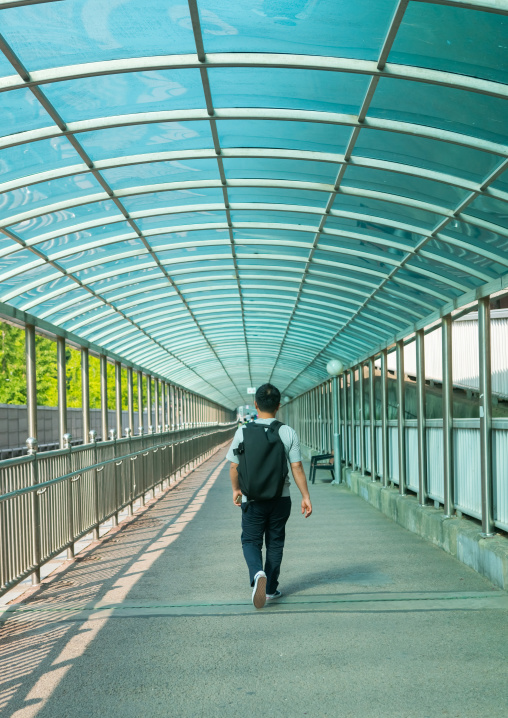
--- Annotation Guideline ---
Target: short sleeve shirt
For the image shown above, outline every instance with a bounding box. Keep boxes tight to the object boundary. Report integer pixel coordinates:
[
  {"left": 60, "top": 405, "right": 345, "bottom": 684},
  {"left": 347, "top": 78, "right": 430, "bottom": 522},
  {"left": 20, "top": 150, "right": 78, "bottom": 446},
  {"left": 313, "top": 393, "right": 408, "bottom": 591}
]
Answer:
[{"left": 226, "top": 418, "right": 302, "bottom": 498}]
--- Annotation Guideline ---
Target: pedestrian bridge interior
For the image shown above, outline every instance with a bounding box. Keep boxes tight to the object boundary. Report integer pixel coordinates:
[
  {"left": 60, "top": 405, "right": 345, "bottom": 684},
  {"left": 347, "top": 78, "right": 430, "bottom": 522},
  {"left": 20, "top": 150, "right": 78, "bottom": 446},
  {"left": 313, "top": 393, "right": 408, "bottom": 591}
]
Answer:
[{"left": 1, "top": 2, "right": 508, "bottom": 716}]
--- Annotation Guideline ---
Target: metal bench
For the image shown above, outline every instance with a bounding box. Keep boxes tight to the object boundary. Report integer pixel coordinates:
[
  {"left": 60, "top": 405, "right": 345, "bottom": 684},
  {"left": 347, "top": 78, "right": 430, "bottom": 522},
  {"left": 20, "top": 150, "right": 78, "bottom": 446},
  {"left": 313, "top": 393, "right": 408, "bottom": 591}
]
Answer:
[{"left": 309, "top": 452, "right": 335, "bottom": 484}]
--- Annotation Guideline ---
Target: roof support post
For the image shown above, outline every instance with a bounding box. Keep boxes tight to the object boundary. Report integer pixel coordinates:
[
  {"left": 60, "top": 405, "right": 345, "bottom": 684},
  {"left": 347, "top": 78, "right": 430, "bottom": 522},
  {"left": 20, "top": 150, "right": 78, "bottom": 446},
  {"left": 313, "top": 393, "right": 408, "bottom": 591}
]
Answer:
[
  {"left": 25, "top": 323, "right": 37, "bottom": 443},
  {"left": 479, "top": 296, "right": 495, "bottom": 537},
  {"left": 369, "top": 357, "right": 377, "bottom": 481},
  {"left": 342, "top": 373, "right": 349, "bottom": 466},
  {"left": 154, "top": 377, "right": 160, "bottom": 432},
  {"left": 161, "top": 381, "right": 167, "bottom": 431},
  {"left": 381, "top": 349, "right": 389, "bottom": 488},
  {"left": 442, "top": 314, "right": 454, "bottom": 517},
  {"left": 147, "top": 375, "right": 153, "bottom": 433},
  {"left": 359, "top": 363, "right": 366, "bottom": 475},
  {"left": 100, "top": 354, "right": 108, "bottom": 442},
  {"left": 331, "top": 375, "right": 342, "bottom": 484},
  {"left": 127, "top": 366, "right": 134, "bottom": 436},
  {"left": 137, "top": 370, "right": 144, "bottom": 435},
  {"left": 349, "top": 368, "right": 356, "bottom": 470},
  {"left": 416, "top": 329, "right": 428, "bottom": 506},
  {"left": 115, "top": 360, "right": 122, "bottom": 438},
  {"left": 170, "top": 385, "right": 175, "bottom": 430},
  {"left": 81, "top": 347, "right": 90, "bottom": 444},
  {"left": 396, "top": 340, "right": 406, "bottom": 495},
  {"left": 57, "top": 336, "right": 67, "bottom": 449}
]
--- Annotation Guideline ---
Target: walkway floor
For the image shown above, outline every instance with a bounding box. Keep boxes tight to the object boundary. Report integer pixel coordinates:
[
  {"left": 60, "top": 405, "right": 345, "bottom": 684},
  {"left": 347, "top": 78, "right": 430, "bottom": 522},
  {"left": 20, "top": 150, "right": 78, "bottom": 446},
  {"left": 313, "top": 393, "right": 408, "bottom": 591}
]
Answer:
[{"left": 1, "top": 448, "right": 507, "bottom": 718}]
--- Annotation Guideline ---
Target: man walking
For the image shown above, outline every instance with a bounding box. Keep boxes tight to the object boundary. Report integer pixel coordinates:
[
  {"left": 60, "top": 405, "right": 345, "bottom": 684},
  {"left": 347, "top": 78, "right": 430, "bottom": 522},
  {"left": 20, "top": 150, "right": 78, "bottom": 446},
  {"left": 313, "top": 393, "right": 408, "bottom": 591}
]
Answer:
[{"left": 227, "top": 383, "right": 312, "bottom": 609}]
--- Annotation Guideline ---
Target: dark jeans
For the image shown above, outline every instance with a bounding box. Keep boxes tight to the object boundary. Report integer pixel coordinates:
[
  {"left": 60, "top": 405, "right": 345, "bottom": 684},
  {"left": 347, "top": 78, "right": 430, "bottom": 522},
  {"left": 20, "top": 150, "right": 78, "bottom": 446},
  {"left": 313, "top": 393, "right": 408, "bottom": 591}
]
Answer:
[{"left": 241, "top": 496, "right": 292, "bottom": 594}]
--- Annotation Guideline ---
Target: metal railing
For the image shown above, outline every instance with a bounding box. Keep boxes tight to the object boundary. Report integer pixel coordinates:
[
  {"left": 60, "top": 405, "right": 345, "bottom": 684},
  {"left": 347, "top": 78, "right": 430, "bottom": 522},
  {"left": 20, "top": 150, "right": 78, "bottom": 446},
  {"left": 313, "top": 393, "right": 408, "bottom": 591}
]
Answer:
[{"left": 0, "top": 423, "right": 236, "bottom": 597}]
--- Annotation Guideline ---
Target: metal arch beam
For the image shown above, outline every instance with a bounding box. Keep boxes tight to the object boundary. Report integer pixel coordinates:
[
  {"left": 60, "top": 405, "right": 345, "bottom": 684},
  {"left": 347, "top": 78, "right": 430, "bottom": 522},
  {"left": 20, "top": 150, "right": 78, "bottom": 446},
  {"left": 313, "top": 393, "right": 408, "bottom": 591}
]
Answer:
[
  {"left": 2, "top": 52, "right": 508, "bottom": 99},
  {"left": 415, "top": 0, "right": 508, "bottom": 14},
  {"left": 0, "top": 147, "right": 483, "bottom": 197},
  {"left": 0, "top": 0, "right": 64, "bottom": 7},
  {"left": 1, "top": 109, "right": 507, "bottom": 158}
]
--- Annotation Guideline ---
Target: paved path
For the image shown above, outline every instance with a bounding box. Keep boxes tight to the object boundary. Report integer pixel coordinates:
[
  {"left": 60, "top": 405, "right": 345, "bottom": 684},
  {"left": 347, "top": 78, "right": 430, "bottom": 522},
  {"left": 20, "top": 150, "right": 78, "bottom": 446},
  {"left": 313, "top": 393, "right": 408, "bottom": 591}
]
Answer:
[{"left": 1, "top": 449, "right": 507, "bottom": 718}]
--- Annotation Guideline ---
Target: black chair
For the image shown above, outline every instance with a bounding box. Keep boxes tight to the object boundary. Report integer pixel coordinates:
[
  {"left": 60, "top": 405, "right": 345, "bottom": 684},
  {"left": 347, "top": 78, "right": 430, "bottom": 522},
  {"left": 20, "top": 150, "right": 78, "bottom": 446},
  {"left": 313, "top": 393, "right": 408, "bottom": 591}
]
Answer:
[{"left": 309, "top": 452, "right": 334, "bottom": 484}]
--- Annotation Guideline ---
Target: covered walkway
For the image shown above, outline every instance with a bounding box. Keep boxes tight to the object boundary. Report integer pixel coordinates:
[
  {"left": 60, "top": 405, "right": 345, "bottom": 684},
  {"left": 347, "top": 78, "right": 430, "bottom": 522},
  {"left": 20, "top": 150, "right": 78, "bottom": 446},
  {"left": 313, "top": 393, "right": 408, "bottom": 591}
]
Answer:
[{"left": 1, "top": 450, "right": 507, "bottom": 718}]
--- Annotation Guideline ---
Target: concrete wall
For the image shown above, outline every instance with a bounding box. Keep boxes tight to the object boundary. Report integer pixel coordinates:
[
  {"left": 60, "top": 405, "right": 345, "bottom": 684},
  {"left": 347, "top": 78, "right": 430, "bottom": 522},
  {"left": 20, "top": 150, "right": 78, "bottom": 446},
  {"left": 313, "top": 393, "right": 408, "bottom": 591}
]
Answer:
[{"left": 0, "top": 404, "right": 150, "bottom": 449}]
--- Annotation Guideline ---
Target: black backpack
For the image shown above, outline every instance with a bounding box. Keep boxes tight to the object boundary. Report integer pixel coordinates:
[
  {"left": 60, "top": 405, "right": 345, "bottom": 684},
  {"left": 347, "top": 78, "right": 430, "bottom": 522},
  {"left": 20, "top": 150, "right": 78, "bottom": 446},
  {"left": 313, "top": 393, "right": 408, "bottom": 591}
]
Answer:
[{"left": 233, "top": 421, "right": 288, "bottom": 501}]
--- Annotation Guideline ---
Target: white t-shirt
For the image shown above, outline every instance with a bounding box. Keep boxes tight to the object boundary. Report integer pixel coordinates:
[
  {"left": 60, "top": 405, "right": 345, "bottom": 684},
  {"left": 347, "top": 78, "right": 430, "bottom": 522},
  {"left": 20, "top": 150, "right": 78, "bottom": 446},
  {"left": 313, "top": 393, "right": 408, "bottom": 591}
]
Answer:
[{"left": 226, "top": 418, "right": 302, "bottom": 500}]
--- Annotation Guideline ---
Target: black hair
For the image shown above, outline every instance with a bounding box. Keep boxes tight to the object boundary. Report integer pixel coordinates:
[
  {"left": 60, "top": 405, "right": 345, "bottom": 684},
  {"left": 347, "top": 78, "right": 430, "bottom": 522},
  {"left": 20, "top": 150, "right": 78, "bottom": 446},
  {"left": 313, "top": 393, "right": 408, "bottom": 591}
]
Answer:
[{"left": 255, "top": 383, "right": 281, "bottom": 413}]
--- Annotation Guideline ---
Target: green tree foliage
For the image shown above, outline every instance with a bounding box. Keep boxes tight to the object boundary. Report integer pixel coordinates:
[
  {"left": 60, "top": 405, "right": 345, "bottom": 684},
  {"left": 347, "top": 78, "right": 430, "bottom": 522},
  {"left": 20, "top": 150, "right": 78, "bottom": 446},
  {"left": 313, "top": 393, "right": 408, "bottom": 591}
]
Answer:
[{"left": 0, "top": 321, "right": 26, "bottom": 404}]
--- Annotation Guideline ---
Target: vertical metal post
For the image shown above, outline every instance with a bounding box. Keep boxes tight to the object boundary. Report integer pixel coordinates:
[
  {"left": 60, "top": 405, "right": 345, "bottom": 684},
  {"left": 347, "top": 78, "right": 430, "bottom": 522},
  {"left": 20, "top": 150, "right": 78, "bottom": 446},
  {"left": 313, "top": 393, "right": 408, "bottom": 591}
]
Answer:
[
  {"left": 147, "top": 376, "right": 153, "bottom": 432},
  {"left": 27, "top": 437, "right": 40, "bottom": 585},
  {"left": 161, "top": 381, "right": 167, "bottom": 431},
  {"left": 127, "top": 366, "right": 134, "bottom": 435},
  {"left": 57, "top": 336, "right": 67, "bottom": 449},
  {"left": 381, "top": 349, "right": 389, "bottom": 487},
  {"left": 331, "top": 375, "right": 341, "bottom": 484},
  {"left": 137, "top": 370, "right": 144, "bottom": 435},
  {"left": 416, "top": 330, "right": 428, "bottom": 505},
  {"left": 479, "top": 297, "right": 495, "bottom": 537},
  {"left": 25, "top": 323, "right": 37, "bottom": 442},
  {"left": 100, "top": 354, "right": 108, "bottom": 442},
  {"left": 349, "top": 368, "right": 356, "bottom": 469},
  {"left": 170, "top": 385, "right": 175, "bottom": 429},
  {"left": 359, "top": 364, "right": 365, "bottom": 475},
  {"left": 115, "top": 360, "right": 122, "bottom": 439},
  {"left": 369, "top": 357, "right": 377, "bottom": 480},
  {"left": 81, "top": 347, "right": 90, "bottom": 444},
  {"left": 342, "top": 374, "right": 348, "bottom": 466},
  {"left": 442, "top": 315, "right": 454, "bottom": 516},
  {"left": 154, "top": 378, "right": 160, "bottom": 432},
  {"left": 396, "top": 340, "right": 406, "bottom": 495}
]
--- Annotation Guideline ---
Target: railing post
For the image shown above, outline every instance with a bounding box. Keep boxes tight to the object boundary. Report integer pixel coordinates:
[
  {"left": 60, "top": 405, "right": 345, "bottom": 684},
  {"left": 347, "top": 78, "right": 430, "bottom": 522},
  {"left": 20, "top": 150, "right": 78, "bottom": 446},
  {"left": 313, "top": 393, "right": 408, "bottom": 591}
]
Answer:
[
  {"left": 161, "top": 381, "right": 167, "bottom": 432},
  {"left": 369, "top": 356, "right": 377, "bottom": 481},
  {"left": 27, "top": 437, "right": 41, "bottom": 585},
  {"left": 57, "top": 336, "right": 67, "bottom": 449},
  {"left": 416, "top": 329, "right": 428, "bottom": 506},
  {"left": 89, "top": 430, "right": 100, "bottom": 540},
  {"left": 127, "top": 366, "right": 134, "bottom": 436},
  {"left": 110, "top": 428, "right": 119, "bottom": 526},
  {"left": 442, "top": 314, "right": 454, "bottom": 517},
  {"left": 342, "top": 373, "right": 348, "bottom": 466},
  {"left": 63, "top": 433, "right": 75, "bottom": 558},
  {"left": 100, "top": 354, "right": 108, "bottom": 442},
  {"left": 396, "top": 340, "right": 406, "bottom": 495},
  {"left": 25, "top": 323, "right": 37, "bottom": 442},
  {"left": 81, "top": 347, "right": 90, "bottom": 444},
  {"left": 154, "top": 377, "right": 160, "bottom": 432},
  {"left": 327, "top": 360, "right": 343, "bottom": 485},
  {"left": 125, "top": 427, "right": 133, "bottom": 514},
  {"left": 381, "top": 349, "right": 389, "bottom": 487},
  {"left": 359, "top": 363, "right": 365, "bottom": 475},
  {"left": 349, "top": 368, "right": 356, "bottom": 469},
  {"left": 479, "top": 297, "right": 495, "bottom": 537},
  {"left": 147, "top": 376, "right": 153, "bottom": 433}
]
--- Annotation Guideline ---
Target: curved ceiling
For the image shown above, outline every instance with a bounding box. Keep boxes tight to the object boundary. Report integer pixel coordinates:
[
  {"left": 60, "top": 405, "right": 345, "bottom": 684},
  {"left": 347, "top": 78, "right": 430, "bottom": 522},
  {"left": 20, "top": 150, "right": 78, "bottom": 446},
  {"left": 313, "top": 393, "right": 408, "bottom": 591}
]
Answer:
[{"left": 1, "top": 0, "right": 508, "bottom": 408}]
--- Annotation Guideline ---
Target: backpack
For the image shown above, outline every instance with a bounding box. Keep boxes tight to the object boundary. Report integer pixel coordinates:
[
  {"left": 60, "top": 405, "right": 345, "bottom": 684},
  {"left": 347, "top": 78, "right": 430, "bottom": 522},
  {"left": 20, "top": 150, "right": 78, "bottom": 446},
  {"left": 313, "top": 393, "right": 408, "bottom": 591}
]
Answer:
[{"left": 233, "top": 421, "right": 288, "bottom": 501}]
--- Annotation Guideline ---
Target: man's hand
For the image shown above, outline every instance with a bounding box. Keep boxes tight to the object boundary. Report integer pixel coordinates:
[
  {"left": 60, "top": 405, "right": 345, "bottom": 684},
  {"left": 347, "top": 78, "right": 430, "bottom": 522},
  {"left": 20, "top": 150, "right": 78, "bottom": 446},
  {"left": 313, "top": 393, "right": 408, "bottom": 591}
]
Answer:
[
  {"left": 233, "top": 489, "right": 243, "bottom": 507},
  {"left": 301, "top": 497, "right": 312, "bottom": 518}
]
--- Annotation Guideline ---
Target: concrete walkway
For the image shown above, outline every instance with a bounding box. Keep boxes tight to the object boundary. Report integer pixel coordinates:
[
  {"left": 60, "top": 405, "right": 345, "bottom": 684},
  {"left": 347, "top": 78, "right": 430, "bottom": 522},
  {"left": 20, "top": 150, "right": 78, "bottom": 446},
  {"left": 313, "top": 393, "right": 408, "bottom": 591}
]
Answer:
[{"left": 1, "top": 449, "right": 507, "bottom": 718}]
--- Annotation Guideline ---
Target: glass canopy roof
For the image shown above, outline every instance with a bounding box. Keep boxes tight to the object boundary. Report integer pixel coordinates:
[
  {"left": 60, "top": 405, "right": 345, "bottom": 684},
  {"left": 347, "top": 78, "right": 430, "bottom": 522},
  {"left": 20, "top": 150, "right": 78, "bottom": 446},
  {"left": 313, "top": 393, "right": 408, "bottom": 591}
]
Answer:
[{"left": 1, "top": 0, "right": 508, "bottom": 408}]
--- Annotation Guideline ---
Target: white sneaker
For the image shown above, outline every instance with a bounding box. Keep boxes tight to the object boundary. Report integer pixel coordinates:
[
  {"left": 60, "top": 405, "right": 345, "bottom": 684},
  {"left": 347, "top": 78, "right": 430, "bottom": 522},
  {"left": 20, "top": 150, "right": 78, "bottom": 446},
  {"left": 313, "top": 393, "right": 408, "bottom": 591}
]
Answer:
[
  {"left": 252, "top": 571, "right": 267, "bottom": 609},
  {"left": 266, "top": 589, "right": 282, "bottom": 600}
]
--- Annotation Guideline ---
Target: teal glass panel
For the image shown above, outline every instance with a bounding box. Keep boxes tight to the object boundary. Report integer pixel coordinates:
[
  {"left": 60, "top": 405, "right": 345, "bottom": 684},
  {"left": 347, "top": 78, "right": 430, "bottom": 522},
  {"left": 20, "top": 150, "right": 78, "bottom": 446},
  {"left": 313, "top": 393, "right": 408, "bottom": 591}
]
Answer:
[
  {"left": 79, "top": 121, "right": 214, "bottom": 160},
  {"left": 465, "top": 195, "right": 508, "bottom": 231},
  {"left": 381, "top": 280, "right": 442, "bottom": 310},
  {"left": 352, "top": 128, "right": 500, "bottom": 183},
  {"left": 208, "top": 67, "right": 370, "bottom": 114},
  {"left": 157, "top": 245, "right": 232, "bottom": 262},
  {"left": 318, "top": 236, "right": 406, "bottom": 263},
  {"left": 0, "top": 137, "right": 81, "bottom": 185},
  {"left": 234, "top": 227, "right": 315, "bottom": 243},
  {"left": 38, "top": 221, "right": 134, "bottom": 256},
  {"left": 43, "top": 70, "right": 206, "bottom": 124},
  {"left": 331, "top": 193, "right": 442, "bottom": 230},
  {"left": 424, "top": 237, "right": 508, "bottom": 279},
  {"left": 199, "top": 0, "right": 397, "bottom": 59},
  {"left": 229, "top": 209, "right": 320, "bottom": 226},
  {"left": 314, "top": 246, "right": 395, "bottom": 271},
  {"left": 121, "top": 186, "right": 225, "bottom": 213},
  {"left": 222, "top": 157, "right": 337, "bottom": 184},
  {"left": 341, "top": 165, "right": 468, "bottom": 208},
  {"left": 324, "top": 214, "right": 423, "bottom": 248},
  {"left": 227, "top": 186, "right": 328, "bottom": 207},
  {"left": 8, "top": 275, "right": 79, "bottom": 310},
  {"left": 0, "top": 248, "right": 42, "bottom": 280},
  {"left": 31, "top": 289, "right": 95, "bottom": 320},
  {"left": 0, "top": 174, "right": 104, "bottom": 223},
  {"left": 396, "top": 264, "right": 464, "bottom": 298},
  {"left": 370, "top": 294, "right": 426, "bottom": 321},
  {"left": 217, "top": 120, "right": 351, "bottom": 153},
  {"left": 237, "top": 257, "right": 305, "bottom": 271},
  {"left": 439, "top": 222, "right": 508, "bottom": 261},
  {"left": 369, "top": 78, "right": 508, "bottom": 145},
  {"left": 0, "top": 88, "right": 53, "bottom": 138},
  {"left": 102, "top": 158, "right": 220, "bottom": 190},
  {"left": 159, "top": 260, "right": 234, "bottom": 276},
  {"left": 57, "top": 238, "right": 146, "bottom": 271},
  {"left": 74, "top": 254, "right": 155, "bottom": 281},
  {"left": 489, "top": 169, "right": 508, "bottom": 194},
  {"left": 137, "top": 210, "right": 228, "bottom": 232},
  {"left": 10, "top": 200, "right": 121, "bottom": 241},
  {"left": 0, "top": 264, "right": 59, "bottom": 301},
  {"left": 390, "top": 3, "right": 508, "bottom": 85},
  {"left": 0, "top": 1, "right": 196, "bottom": 69},
  {"left": 235, "top": 244, "right": 310, "bottom": 260}
]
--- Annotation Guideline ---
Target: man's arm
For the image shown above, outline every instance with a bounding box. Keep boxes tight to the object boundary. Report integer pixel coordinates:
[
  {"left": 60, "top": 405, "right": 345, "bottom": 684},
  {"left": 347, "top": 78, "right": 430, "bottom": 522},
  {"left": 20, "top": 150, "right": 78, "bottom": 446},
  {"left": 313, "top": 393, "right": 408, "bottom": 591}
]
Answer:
[
  {"left": 230, "top": 462, "right": 243, "bottom": 506},
  {"left": 290, "top": 461, "right": 312, "bottom": 518}
]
